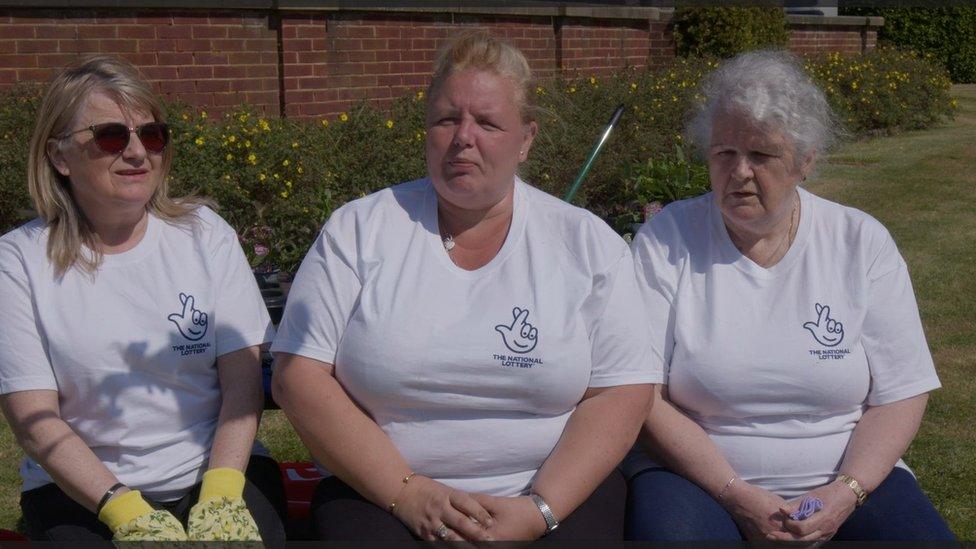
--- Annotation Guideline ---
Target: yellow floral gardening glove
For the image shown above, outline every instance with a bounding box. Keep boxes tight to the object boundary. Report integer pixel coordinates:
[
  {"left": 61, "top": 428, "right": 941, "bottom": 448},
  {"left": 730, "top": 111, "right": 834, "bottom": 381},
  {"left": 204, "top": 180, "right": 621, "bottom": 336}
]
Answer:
[
  {"left": 98, "top": 489, "right": 187, "bottom": 541},
  {"left": 187, "top": 468, "right": 262, "bottom": 541}
]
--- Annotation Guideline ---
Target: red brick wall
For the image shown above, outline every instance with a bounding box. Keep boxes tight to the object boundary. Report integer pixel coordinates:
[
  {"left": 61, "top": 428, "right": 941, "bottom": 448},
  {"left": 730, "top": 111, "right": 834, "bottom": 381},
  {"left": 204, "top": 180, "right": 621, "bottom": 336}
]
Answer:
[
  {"left": 559, "top": 18, "right": 672, "bottom": 73},
  {"left": 282, "top": 12, "right": 565, "bottom": 118},
  {"left": 0, "top": 9, "right": 280, "bottom": 115},
  {"left": 789, "top": 24, "right": 873, "bottom": 55},
  {"left": 0, "top": 8, "right": 879, "bottom": 119}
]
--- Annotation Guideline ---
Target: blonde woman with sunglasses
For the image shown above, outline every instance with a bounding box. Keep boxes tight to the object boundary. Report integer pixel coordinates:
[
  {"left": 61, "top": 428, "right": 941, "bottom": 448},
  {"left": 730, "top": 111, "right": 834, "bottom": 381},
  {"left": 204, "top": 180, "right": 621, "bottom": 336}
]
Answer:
[{"left": 0, "top": 55, "right": 285, "bottom": 542}]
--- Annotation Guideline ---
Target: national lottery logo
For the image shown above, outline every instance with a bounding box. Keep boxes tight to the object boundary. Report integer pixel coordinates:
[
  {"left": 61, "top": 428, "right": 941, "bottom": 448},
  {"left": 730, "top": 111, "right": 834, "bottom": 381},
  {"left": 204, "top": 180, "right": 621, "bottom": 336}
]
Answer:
[
  {"left": 803, "top": 302, "right": 844, "bottom": 347},
  {"left": 168, "top": 292, "right": 208, "bottom": 341},
  {"left": 495, "top": 307, "right": 538, "bottom": 354},
  {"left": 804, "top": 302, "right": 850, "bottom": 362}
]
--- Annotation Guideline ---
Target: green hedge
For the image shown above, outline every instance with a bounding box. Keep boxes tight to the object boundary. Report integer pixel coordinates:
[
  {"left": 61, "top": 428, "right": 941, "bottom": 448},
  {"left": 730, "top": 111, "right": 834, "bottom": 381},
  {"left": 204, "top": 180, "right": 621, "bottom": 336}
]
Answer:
[
  {"left": 673, "top": 7, "right": 789, "bottom": 59},
  {"left": 0, "top": 50, "right": 955, "bottom": 273},
  {"left": 842, "top": 7, "right": 976, "bottom": 83}
]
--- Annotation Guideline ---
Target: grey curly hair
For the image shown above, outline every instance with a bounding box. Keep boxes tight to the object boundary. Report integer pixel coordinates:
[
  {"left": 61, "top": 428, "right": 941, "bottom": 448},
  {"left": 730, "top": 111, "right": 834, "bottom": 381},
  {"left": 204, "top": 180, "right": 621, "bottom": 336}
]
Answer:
[{"left": 686, "top": 49, "right": 839, "bottom": 167}]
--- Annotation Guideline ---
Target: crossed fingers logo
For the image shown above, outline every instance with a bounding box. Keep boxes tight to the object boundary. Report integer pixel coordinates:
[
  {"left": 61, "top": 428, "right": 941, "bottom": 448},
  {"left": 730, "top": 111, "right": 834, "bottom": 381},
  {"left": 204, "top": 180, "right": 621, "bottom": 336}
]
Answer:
[
  {"left": 803, "top": 303, "right": 844, "bottom": 347},
  {"left": 495, "top": 307, "right": 538, "bottom": 354},
  {"left": 168, "top": 292, "right": 208, "bottom": 341}
]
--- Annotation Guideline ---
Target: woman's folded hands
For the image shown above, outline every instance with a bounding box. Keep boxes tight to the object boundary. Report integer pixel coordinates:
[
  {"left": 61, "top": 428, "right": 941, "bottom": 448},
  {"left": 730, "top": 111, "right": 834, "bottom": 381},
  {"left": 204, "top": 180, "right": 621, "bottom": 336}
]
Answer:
[
  {"left": 389, "top": 475, "right": 495, "bottom": 541},
  {"left": 770, "top": 480, "right": 858, "bottom": 542},
  {"left": 721, "top": 480, "right": 792, "bottom": 540},
  {"left": 472, "top": 493, "right": 549, "bottom": 540}
]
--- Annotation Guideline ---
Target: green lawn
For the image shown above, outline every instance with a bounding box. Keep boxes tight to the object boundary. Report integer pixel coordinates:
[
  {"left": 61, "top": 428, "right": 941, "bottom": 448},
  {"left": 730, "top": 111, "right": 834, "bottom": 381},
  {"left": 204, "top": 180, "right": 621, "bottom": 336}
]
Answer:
[
  {"left": 806, "top": 84, "right": 976, "bottom": 540},
  {"left": 0, "top": 86, "right": 973, "bottom": 539}
]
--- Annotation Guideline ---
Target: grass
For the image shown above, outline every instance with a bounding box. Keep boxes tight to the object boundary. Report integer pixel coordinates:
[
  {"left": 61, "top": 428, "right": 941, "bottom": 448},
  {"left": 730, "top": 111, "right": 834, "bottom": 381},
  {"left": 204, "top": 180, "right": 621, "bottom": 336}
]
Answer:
[
  {"left": 0, "top": 86, "right": 972, "bottom": 539},
  {"left": 808, "top": 84, "right": 976, "bottom": 540}
]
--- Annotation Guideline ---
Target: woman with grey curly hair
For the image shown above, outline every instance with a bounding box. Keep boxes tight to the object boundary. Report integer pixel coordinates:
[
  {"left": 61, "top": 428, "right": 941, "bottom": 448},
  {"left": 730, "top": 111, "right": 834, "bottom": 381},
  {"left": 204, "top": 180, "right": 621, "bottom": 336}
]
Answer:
[{"left": 624, "top": 50, "right": 954, "bottom": 541}]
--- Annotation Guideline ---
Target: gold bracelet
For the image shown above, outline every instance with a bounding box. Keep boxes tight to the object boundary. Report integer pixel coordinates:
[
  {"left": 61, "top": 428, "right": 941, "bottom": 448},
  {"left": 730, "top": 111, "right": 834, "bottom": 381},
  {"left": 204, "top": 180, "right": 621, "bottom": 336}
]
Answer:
[
  {"left": 386, "top": 472, "right": 417, "bottom": 513},
  {"left": 837, "top": 473, "right": 868, "bottom": 506},
  {"left": 716, "top": 476, "right": 738, "bottom": 500}
]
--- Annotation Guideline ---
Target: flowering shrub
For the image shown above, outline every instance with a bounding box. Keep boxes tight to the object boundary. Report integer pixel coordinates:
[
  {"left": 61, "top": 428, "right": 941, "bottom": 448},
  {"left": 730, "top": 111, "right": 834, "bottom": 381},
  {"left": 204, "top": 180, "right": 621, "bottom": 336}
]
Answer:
[
  {"left": 524, "top": 57, "right": 714, "bottom": 214},
  {"left": 0, "top": 49, "right": 955, "bottom": 274},
  {"left": 805, "top": 49, "right": 956, "bottom": 135},
  {"left": 166, "top": 96, "right": 427, "bottom": 272}
]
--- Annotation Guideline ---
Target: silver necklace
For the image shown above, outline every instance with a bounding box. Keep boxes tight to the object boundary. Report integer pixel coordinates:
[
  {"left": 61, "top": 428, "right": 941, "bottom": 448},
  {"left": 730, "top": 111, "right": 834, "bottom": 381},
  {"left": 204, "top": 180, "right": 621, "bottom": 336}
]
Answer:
[{"left": 438, "top": 216, "right": 455, "bottom": 251}]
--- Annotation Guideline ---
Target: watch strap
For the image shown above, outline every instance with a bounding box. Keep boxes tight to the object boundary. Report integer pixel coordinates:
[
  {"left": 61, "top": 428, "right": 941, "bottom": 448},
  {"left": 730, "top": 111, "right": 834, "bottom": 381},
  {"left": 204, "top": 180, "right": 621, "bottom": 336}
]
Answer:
[{"left": 837, "top": 473, "right": 868, "bottom": 506}]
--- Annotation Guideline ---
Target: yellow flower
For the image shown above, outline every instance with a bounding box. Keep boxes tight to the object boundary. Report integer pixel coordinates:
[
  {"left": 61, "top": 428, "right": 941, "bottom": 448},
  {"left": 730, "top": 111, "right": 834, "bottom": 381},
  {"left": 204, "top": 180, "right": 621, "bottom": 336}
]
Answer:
[
  {"left": 569, "top": 86, "right": 576, "bottom": 93},
  {"left": 589, "top": 76, "right": 596, "bottom": 85},
  {"left": 247, "top": 153, "right": 257, "bottom": 165},
  {"left": 228, "top": 135, "right": 237, "bottom": 143},
  {"left": 259, "top": 173, "right": 267, "bottom": 181},
  {"left": 535, "top": 86, "right": 545, "bottom": 95},
  {"left": 630, "top": 82, "right": 637, "bottom": 90},
  {"left": 259, "top": 119, "right": 270, "bottom": 132},
  {"left": 279, "top": 191, "right": 289, "bottom": 198},
  {"left": 321, "top": 119, "right": 329, "bottom": 127},
  {"left": 181, "top": 113, "right": 189, "bottom": 121},
  {"left": 416, "top": 90, "right": 425, "bottom": 100},
  {"left": 297, "top": 166, "right": 304, "bottom": 174},
  {"left": 282, "top": 159, "right": 290, "bottom": 167},
  {"left": 200, "top": 110, "right": 208, "bottom": 119},
  {"left": 340, "top": 113, "right": 349, "bottom": 122},
  {"left": 291, "top": 141, "right": 299, "bottom": 148},
  {"left": 194, "top": 137, "right": 204, "bottom": 146},
  {"left": 225, "top": 153, "right": 233, "bottom": 161},
  {"left": 244, "top": 140, "right": 251, "bottom": 148},
  {"left": 386, "top": 119, "right": 394, "bottom": 129}
]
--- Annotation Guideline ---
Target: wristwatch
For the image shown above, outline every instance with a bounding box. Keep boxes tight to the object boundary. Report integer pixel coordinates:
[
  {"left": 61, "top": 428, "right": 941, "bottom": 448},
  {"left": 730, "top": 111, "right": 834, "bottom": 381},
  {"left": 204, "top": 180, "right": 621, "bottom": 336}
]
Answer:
[
  {"left": 837, "top": 473, "right": 868, "bottom": 506},
  {"left": 529, "top": 493, "right": 559, "bottom": 535}
]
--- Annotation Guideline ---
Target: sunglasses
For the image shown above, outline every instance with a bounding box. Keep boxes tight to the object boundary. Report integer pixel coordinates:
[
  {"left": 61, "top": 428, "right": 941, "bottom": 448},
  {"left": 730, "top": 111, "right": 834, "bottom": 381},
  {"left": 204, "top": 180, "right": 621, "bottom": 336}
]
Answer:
[{"left": 62, "top": 122, "right": 170, "bottom": 155}]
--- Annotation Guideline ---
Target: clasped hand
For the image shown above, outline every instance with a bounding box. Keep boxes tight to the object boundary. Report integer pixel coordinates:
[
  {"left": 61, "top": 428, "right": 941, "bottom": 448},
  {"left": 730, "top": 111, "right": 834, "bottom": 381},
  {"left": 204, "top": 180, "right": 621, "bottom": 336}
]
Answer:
[
  {"left": 725, "top": 479, "right": 857, "bottom": 542},
  {"left": 390, "top": 475, "right": 495, "bottom": 541},
  {"left": 393, "top": 477, "right": 550, "bottom": 541}
]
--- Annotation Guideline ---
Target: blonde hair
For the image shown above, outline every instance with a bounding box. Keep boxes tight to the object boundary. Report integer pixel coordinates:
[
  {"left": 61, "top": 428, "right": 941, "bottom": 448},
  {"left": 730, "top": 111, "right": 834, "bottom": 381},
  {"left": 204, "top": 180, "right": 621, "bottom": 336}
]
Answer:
[
  {"left": 427, "top": 32, "right": 539, "bottom": 122},
  {"left": 27, "top": 55, "right": 203, "bottom": 277}
]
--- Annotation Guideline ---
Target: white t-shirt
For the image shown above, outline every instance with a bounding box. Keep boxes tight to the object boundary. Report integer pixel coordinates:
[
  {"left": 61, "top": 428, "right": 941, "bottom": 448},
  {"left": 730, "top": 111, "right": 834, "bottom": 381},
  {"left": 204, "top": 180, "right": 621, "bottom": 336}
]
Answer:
[
  {"left": 272, "top": 177, "right": 662, "bottom": 496},
  {"left": 0, "top": 207, "right": 274, "bottom": 500},
  {"left": 623, "top": 188, "right": 941, "bottom": 498}
]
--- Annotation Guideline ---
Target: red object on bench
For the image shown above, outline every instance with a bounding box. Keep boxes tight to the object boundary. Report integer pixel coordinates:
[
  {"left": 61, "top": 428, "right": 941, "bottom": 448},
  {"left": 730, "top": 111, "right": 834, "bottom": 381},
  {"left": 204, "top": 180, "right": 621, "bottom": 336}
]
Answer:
[
  {"left": 280, "top": 461, "right": 324, "bottom": 519},
  {"left": 0, "top": 529, "right": 28, "bottom": 540}
]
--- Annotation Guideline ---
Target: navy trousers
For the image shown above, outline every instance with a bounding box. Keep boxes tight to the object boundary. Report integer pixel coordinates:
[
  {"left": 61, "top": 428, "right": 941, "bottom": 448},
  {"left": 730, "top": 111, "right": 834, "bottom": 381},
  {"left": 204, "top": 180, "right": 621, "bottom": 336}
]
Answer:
[{"left": 625, "top": 466, "right": 955, "bottom": 541}]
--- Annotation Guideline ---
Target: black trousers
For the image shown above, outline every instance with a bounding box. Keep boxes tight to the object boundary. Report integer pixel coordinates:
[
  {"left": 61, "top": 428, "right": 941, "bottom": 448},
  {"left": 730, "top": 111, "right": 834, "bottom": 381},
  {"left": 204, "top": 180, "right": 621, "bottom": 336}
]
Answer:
[
  {"left": 311, "top": 470, "right": 627, "bottom": 541},
  {"left": 20, "top": 454, "right": 287, "bottom": 544}
]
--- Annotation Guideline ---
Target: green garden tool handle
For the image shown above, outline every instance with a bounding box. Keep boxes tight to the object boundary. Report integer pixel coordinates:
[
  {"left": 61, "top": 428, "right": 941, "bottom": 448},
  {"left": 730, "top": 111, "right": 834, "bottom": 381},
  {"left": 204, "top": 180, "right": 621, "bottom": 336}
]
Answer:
[{"left": 563, "top": 104, "right": 625, "bottom": 203}]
